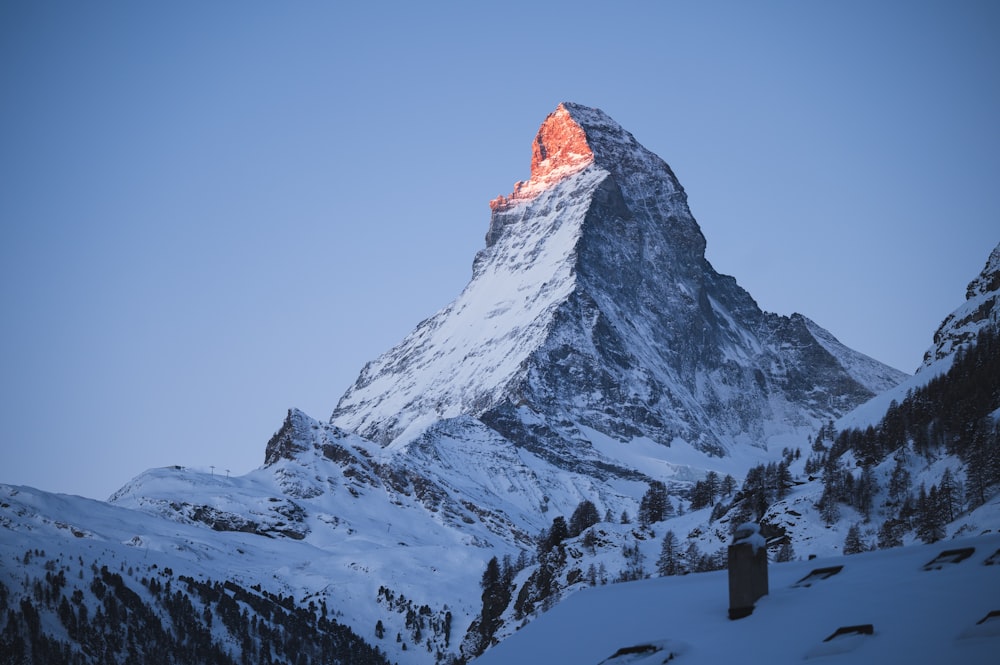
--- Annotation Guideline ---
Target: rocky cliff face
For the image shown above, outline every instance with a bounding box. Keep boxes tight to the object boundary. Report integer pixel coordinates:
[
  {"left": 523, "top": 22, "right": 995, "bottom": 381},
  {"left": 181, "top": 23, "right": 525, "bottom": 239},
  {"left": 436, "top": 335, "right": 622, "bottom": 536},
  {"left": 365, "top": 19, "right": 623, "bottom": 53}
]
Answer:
[
  {"left": 331, "top": 102, "right": 906, "bottom": 472},
  {"left": 922, "top": 242, "right": 1000, "bottom": 370}
]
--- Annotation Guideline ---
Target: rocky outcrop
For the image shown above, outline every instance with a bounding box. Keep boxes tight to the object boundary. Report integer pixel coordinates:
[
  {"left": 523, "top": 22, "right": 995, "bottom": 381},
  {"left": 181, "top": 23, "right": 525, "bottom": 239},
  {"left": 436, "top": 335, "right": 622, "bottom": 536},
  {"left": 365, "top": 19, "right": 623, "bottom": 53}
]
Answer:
[{"left": 922, "top": 242, "right": 1000, "bottom": 370}]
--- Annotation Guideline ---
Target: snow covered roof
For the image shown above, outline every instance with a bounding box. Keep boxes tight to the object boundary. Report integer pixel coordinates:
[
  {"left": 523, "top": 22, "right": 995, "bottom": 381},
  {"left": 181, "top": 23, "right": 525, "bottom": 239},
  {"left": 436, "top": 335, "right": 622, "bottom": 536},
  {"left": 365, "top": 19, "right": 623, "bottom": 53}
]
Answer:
[{"left": 473, "top": 533, "right": 1000, "bottom": 664}]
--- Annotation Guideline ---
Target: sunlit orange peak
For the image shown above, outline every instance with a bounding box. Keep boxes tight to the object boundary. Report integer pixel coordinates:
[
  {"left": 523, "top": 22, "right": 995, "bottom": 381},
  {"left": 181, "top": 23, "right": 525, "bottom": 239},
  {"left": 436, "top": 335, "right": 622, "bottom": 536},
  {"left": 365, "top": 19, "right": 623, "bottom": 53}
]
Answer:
[{"left": 490, "top": 103, "right": 595, "bottom": 211}]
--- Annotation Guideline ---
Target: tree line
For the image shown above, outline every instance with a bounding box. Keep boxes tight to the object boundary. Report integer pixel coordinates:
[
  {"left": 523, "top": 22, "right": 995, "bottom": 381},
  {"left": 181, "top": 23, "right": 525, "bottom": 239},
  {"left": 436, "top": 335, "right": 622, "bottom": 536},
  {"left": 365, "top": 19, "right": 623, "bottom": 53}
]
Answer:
[
  {"left": 0, "top": 552, "right": 390, "bottom": 665},
  {"left": 816, "top": 324, "right": 1000, "bottom": 548}
]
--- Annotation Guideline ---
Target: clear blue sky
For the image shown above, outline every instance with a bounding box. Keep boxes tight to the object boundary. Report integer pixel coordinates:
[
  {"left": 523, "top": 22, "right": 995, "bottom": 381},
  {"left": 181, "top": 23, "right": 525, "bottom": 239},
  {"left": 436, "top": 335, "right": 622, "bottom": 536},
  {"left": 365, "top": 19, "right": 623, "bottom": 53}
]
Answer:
[{"left": 2, "top": 1, "right": 998, "bottom": 500}]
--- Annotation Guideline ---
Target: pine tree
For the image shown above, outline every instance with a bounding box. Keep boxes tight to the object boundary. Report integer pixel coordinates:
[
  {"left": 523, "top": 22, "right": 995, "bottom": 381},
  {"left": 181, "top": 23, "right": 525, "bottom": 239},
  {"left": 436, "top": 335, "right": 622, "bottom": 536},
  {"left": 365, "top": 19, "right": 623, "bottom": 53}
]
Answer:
[
  {"left": 704, "top": 471, "right": 720, "bottom": 504},
  {"left": 937, "top": 468, "right": 959, "bottom": 522},
  {"left": 638, "top": 481, "right": 669, "bottom": 526},
  {"left": 741, "top": 464, "right": 770, "bottom": 518},
  {"left": 818, "top": 486, "right": 840, "bottom": 526},
  {"left": 775, "top": 541, "right": 795, "bottom": 562},
  {"left": 877, "top": 518, "right": 904, "bottom": 549},
  {"left": 963, "top": 418, "right": 999, "bottom": 507},
  {"left": 501, "top": 554, "right": 515, "bottom": 588},
  {"left": 915, "top": 485, "right": 946, "bottom": 544},
  {"left": 888, "top": 449, "right": 912, "bottom": 505},
  {"left": 663, "top": 496, "right": 675, "bottom": 519},
  {"left": 689, "top": 480, "right": 712, "bottom": 510},
  {"left": 843, "top": 523, "right": 866, "bottom": 555},
  {"left": 720, "top": 474, "right": 737, "bottom": 497},
  {"left": 568, "top": 500, "right": 600, "bottom": 537},
  {"left": 538, "top": 516, "right": 569, "bottom": 555},
  {"left": 775, "top": 462, "right": 793, "bottom": 500},
  {"left": 656, "top": 531, "right": 681, "bottom": 577},
  {"left": 965, "top": 437, "right": 992, "bottom": 508},
  {"left": 855, "top": 466, "right": 878, "bottom": 520},
  {"left": 477, "top": 556, "right": 510, "bottom": 648},
  {"left": 682, "top": 542, "right": 702, "bottom": 574}
]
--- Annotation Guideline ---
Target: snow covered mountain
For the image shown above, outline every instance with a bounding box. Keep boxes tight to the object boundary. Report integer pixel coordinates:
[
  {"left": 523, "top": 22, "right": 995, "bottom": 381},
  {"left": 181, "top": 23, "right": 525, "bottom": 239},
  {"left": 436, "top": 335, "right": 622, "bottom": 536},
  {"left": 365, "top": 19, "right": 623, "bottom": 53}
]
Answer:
[
  {"left": 7, "top": 103, "right": 993, "bottom": 665},
  {"left": 108, "top": 103, "right": 911, "bottom": 661},
  {"left": 331, "top": 102, "right": 905, "bottom": 471}
]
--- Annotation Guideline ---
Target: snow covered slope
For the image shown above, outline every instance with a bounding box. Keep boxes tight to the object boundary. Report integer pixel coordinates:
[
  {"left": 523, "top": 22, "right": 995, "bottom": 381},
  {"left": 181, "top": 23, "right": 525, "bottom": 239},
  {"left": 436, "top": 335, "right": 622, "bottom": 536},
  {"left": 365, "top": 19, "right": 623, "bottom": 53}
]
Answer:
[
  {"left": 106, "top": 410, "right": 497, "bottom": 662},
  {"left": 838, "top": 240, "right": 1000, "bottom": 432},
  {"left": 473, "top": 533, "right": 1000, "bottom": 665}
]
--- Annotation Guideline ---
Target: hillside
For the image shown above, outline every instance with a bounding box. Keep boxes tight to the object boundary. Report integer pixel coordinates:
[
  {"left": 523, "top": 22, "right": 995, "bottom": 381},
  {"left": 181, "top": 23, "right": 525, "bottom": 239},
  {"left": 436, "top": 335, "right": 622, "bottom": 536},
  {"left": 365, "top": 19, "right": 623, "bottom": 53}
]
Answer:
[{"left": 474, "top": 533, "right": 1000, "bottom": 665}]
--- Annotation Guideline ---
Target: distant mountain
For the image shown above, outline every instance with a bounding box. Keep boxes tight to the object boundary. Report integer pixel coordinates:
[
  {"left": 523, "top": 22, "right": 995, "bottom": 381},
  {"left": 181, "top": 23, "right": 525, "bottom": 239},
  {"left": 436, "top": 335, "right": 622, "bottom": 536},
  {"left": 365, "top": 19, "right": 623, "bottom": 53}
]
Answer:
[{"left": 5, "top": 104, "right": 993, "bottom": 665}]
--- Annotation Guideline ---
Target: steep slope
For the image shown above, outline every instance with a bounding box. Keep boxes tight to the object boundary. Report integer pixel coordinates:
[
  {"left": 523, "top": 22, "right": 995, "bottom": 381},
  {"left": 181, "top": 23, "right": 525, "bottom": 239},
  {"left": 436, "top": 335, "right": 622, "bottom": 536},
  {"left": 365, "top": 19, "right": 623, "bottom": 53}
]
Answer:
[
  {"left": 922, "top": 241, "right": 1000, "bottom": 370},
  {"left": 332, "top": 103, "right": 905, "bottom": 469},
  {"left": 839, "top": 240, "right": 1000, "bottom": 432}
]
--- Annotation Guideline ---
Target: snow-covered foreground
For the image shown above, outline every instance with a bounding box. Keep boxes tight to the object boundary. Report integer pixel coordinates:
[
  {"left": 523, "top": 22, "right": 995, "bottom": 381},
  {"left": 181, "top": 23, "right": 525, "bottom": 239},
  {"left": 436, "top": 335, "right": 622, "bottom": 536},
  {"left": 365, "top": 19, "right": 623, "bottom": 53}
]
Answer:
[{"left": 475, "top": 532, "right": 1000, "bottom": 664}]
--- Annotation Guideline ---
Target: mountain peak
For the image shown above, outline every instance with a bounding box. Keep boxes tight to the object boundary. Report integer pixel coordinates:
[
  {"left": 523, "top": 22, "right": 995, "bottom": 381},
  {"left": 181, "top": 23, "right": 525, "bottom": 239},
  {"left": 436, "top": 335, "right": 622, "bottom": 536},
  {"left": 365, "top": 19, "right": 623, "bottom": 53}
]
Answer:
[
  {"left": 333, "top": 104, "right": 905, "bottom": 455},
  {"left": 490, "top": 103, "right": 597, "bottom": 211}
]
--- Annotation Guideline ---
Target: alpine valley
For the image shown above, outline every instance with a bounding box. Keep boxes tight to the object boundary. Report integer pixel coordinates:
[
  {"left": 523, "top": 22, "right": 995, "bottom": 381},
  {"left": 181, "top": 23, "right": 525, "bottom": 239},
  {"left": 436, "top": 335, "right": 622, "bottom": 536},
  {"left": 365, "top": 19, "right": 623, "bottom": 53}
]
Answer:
[{"left": 2, "top": 104, "right": 998, "bottom": 665}]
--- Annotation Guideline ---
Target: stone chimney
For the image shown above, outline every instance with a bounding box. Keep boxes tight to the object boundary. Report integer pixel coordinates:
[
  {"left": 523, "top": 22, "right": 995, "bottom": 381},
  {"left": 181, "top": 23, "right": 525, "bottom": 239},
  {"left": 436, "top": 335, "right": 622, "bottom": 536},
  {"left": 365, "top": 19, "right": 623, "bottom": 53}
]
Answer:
[{"left": 728, "top": 522, "right": 768, "bottom": 619}]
